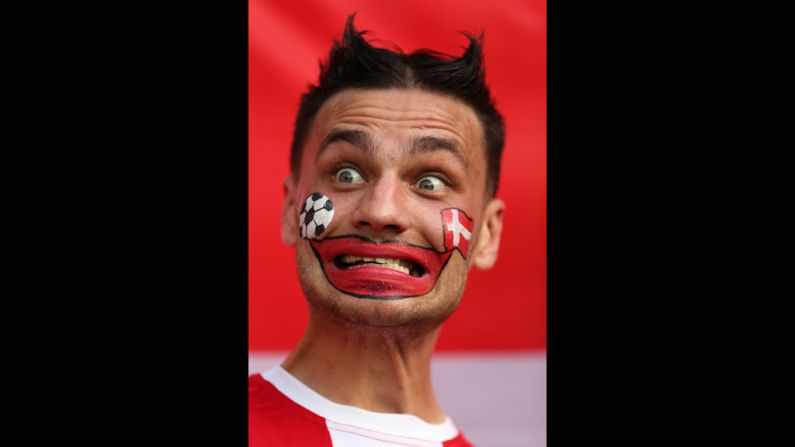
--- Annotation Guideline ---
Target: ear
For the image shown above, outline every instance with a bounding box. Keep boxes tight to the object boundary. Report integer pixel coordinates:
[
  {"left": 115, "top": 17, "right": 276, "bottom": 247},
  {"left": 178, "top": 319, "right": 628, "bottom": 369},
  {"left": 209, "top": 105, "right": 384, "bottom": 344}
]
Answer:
[
  {"left": 470, "top": 198, "right": 505, "bottom": 270},
  {"left": 281, "top": 175, "right": 299, "bottom": 247}
]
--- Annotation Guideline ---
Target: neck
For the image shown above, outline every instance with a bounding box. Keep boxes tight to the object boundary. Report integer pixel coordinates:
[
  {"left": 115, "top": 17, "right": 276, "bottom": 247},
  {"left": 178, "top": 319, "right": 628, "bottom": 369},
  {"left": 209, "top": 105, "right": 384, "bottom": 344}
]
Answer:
[{"left": 282, "top": 310, "right": 446, "bottom": 423}]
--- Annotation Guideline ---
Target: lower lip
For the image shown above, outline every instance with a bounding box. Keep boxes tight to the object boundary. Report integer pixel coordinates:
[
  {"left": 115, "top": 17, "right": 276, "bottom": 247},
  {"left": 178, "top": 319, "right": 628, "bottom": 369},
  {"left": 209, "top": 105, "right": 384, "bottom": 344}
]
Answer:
[{"left": 325, "top": 263, "right": 436, "bottom": 298}]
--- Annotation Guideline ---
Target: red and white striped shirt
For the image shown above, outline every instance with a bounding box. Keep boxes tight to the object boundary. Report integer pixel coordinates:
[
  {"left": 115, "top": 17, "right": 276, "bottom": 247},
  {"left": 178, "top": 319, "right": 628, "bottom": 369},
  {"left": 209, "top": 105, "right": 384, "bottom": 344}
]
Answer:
[{"left": 250, "top": 367, "right": 474, "bottom": 446}]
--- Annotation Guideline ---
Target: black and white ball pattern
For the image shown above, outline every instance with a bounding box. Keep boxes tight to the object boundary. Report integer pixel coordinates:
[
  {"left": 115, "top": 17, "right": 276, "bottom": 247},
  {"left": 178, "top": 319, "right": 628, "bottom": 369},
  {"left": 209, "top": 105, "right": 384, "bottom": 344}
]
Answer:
[{"left": 299, "top": 192, "right": 334, "bottom": 240}]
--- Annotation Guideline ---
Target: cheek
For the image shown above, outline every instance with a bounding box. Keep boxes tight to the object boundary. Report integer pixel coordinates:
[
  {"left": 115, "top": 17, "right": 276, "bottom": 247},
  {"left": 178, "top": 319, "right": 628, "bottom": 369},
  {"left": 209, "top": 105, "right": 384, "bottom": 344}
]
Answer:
[
  {"left": 418, "top": 206, "right": 448, "bottom": 250},
  {"left": 297, "top": 192, "right": 336, "bottom": 241},
  {"left": 440, "top": 207, "right": 475, "bottom": 259},
  {"left": 309, "top": 191, "right": 360, "bottom": 238}
]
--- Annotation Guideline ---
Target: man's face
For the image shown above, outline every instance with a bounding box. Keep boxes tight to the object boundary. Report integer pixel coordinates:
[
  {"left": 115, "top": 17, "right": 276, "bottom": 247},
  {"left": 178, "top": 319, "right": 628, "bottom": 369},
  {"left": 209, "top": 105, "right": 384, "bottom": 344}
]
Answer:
[{"left": 282, "top": 88, "right": 504, "bottom": 328}]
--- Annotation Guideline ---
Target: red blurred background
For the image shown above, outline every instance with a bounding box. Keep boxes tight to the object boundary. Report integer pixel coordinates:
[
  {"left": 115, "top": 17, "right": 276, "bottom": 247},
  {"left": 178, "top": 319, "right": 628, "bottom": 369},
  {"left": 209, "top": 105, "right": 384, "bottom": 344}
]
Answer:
[{"left": 249, "top": 0, "right": 545, "bottom": 351}]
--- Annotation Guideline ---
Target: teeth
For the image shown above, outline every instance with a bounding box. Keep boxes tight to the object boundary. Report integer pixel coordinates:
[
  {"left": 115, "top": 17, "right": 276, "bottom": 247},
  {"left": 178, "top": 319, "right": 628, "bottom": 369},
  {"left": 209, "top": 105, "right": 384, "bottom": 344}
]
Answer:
[
  {"left": 338, "top": 255, "right": 418, "bottom": 276},
  {"left": 349, "top": 262, "right": 410, "bottom": 275}
]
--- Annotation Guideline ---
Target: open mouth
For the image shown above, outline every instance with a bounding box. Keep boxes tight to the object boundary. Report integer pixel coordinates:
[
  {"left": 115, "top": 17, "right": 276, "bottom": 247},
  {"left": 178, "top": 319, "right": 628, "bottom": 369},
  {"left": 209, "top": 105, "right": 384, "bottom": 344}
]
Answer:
[
  {"left": 310, "top": 235, "right": 453, "bottom": 299},
  {"left": 333, "top": 255, "right": 425, "bottom": 277}
]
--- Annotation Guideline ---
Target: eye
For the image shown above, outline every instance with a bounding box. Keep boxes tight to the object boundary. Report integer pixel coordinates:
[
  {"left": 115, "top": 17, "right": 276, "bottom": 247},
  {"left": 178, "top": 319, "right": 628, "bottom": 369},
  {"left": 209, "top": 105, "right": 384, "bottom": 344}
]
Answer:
[
  {"left": 416, "top": 176, "right": 445, "bottom": 192},
  {"left": 335, "top": 167, "right": 364, "bottom": 184}
]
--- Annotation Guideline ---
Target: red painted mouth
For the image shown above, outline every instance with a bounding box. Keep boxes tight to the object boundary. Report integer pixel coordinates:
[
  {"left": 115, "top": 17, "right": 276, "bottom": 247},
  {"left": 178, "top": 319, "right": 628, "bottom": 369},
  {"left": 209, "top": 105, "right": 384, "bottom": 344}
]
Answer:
[{"left": 309, "top": 235, "right": 453, "bottom": 299}]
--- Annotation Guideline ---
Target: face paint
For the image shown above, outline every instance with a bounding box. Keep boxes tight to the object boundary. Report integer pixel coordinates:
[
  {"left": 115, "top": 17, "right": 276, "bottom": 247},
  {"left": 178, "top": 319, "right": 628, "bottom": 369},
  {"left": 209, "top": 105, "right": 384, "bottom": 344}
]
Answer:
[
  {"left": 441, "top": 208, "right": 474, "bottom": 259},
  {"left": 299, "top": 192, "right": 334, "bottom": 240},
  {"left": 309, "top": 235, "right": 455, "bottom": 299},
  {"left": 306, "top": 207, "right": 473, "bottom": 300}
]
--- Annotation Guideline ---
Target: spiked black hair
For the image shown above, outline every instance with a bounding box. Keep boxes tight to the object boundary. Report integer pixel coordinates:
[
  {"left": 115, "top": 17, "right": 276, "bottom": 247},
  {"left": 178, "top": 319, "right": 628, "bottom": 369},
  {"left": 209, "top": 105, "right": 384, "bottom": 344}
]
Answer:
[{"left": 290, "top": 13, "right": 506, "bottom": 197}]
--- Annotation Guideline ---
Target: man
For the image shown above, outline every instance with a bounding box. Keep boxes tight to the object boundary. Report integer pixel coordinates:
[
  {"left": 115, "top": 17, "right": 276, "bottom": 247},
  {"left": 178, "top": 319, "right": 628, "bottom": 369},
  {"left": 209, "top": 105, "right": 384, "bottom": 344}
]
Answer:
[{"left": 250, "top": 14, "right": 506, "bottom": 446}]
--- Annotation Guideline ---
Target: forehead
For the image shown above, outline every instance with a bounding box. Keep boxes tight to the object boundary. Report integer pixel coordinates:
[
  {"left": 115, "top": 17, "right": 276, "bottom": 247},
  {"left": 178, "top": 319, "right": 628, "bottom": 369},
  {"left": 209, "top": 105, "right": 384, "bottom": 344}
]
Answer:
[{"left": 305, "top": 88, "right": 485, "bottom": 166}]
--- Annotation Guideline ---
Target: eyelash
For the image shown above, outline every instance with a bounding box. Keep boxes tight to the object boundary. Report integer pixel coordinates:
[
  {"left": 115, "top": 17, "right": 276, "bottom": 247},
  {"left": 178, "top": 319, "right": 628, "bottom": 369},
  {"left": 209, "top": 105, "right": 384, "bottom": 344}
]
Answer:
[
  {"left": 416, "top": 174, "right": 450, "bottom": 192},
  {"left": 330, "top": 164, "right": 364, "bottom": 183},
  {"left": 422, "top": 172, "right": 453, "bottom": 185}
]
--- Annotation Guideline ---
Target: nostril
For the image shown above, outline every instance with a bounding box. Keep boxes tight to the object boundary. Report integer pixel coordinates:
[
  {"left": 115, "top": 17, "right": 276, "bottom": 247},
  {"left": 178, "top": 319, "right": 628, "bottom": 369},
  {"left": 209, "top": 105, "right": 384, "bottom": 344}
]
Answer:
[
  {"left": 352, "top": 196, "right": 411, "bottom": 233},
  {"left": 354, "top": 221, "right": 401, "bottom": 230}
]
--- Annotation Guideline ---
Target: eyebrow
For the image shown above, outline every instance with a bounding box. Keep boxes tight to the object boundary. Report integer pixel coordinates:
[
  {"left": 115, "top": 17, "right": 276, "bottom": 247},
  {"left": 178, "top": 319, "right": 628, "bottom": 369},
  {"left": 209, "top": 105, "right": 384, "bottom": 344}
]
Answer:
[
  {"left": 318, "top": 129, "right": 376, "bottom": 157},
  {"left": 407, "top": 135, "right": 469, "bottom": 168},
  {"left": 317, "top": 128, "right": 469, "bottom": 168}
]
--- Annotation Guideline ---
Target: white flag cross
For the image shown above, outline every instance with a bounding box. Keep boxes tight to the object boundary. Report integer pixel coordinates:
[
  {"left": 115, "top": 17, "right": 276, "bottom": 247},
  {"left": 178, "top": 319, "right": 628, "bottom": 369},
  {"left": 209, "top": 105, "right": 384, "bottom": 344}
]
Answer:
[{"left": 446, "top": 209, "right": 472, "bottom": 247}]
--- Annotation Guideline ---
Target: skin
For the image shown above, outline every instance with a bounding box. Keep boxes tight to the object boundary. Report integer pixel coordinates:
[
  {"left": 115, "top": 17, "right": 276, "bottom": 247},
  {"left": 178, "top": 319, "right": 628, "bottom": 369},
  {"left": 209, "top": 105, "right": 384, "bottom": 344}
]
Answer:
[{"left": 279, "top": 88, "right": 505, "bottom": 423}]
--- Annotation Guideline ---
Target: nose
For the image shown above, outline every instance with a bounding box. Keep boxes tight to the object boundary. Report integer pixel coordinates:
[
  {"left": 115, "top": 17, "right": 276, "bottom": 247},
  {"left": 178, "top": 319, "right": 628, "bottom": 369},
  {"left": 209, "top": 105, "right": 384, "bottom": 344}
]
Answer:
[{"left": 351, "top": 173, "right": 411, "bottom": 237}]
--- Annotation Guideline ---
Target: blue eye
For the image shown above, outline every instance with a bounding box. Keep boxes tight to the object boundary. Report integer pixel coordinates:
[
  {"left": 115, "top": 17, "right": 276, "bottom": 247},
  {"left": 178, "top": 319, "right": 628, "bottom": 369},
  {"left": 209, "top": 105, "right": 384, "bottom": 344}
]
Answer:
[
  {"left": 336, "top": 167, "right": 363, "bottom": 184},
  {"left": 416, "top": 176, "right": 445, "bottom": 191}
]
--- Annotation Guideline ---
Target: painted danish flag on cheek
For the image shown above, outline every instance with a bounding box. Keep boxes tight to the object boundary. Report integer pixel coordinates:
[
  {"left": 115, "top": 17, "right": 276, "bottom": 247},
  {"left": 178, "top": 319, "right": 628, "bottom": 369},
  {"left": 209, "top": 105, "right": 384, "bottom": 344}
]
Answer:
[{"left": 441, "top": 208, "right": 474, "bottom": 259}]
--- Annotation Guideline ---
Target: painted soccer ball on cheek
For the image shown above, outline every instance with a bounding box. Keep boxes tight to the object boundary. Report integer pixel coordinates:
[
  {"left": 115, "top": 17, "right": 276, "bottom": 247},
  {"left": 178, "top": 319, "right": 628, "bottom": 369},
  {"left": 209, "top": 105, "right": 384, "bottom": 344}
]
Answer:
[{"left": 299, "top": 192, "right": 335, "bottom": 240}]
